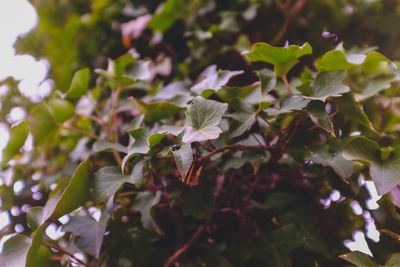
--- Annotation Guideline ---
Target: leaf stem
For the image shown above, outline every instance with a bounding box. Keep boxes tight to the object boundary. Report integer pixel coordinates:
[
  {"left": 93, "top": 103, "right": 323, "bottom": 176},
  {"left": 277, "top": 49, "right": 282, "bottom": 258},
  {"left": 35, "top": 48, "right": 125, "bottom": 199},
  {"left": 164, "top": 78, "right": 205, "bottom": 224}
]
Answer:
[{"left": 281, "top": 75, "right": 293, "bottom": 95}]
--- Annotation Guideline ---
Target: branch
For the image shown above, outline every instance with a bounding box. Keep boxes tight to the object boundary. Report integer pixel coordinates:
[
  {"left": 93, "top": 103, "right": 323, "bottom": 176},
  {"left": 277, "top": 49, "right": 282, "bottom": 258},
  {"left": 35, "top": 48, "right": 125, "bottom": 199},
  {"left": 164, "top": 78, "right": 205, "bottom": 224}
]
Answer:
[
  {"left": 272, "top": 0, "right": 307, "bottom": 44},
  {"left": 163, "top": 224, "right": 206, "bottom": 267}
]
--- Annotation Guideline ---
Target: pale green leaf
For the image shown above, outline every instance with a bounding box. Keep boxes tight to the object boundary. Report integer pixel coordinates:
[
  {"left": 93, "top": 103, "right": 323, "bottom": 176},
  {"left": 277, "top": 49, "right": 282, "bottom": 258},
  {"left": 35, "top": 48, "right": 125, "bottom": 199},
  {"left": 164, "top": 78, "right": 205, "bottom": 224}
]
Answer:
[{"left": 182, "top": 97, "right": 228, "bottom": 143}]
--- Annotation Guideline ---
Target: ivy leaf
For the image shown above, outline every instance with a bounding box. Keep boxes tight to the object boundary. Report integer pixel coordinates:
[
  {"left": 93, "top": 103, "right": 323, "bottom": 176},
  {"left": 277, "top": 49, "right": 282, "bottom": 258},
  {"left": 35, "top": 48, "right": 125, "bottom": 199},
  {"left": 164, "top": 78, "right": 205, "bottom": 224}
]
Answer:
[
  {"left": 41, "top": 159, "right": 90, "bottom": 220},
  {"left": 300, "top": 71, "right": 350, "bottom": 101},
  {"left": 182, "top": 97, "right": 228, "bottom": 143},
  {"left": 385, "top": 253, "right": 400, "bottom": 267},
  {"left": 266, "top": 95, "right": 310, "bottom": 116},
  {"left": 93, "top": 140, "right": 128, "bottom": 153},
  {"left": 0, "top": 234, "right": 32, "bottom": 267},
  {"left": 0, "top": 228, "right": 51, "bottom": 267},
  {"left": 191, "top": 65, "right": 243, "bottom": 97},
  {"left": 172, "top": 143, "right": 193, "bottom": 180},
  {"left": 356, "top": 76, "right": 395, "bottom": 102},
  {"left": 122, "top": 128, "right": 164, "bottom": 172},
  {"left": 94, "top": 166, "right": 127, "bottom": 203},
  {"left": 306, "top": 101, "right": 333, "bottom": 133},
  {"left": 132, "top": 191, "right": 162, "bottom": 234},
  {"left": 229, "top": 112, "right": 257, "bottom": 138},
  {"left": 257, "top": 68, "right": 277, "bottom": 95},
  {"left": 62, "top": 198, "right": 113, "bottom": 258},
  {"left": 339, "top": 251, "right": 379, "bottom": 267},
  {"left": 95, "top": 53, "right": 150, "bottom": 89},
  {"left": 63, "top": 68, "right": 90, "bottom": 99},
  {"left": 319, "top": 49, "right": 389, "bottom": 73},
  {"left": 29, "top": 102, "right": 58, "bottom": 145},
  {"left": 129, "top": 97, "right": 183, "bottom": 121},
  {"left": 26, "top": 207, "right": 44, "bottom": 231},
  {"left": 246, "top": 42, "right": 312, "bottom": 77},
  {"left": 148, "top": 0, "right": 185, "bottom": 32},
  {"left": 309, "top": 147, "right": 355, "bottom": 180},
  {"left": 94, "top": 163, "right": 145, "bottom": 203},
  {"left": 335, "top": 93, "right": 379, "bottom": 135},
  {"left": 1, "top": 120, "right": 29, "bottom": 167},
  {"left": 127, "top": 159, "right": 145, "bottom": 188},
  {"left": 47, "top": 98, "right": 75, "bottom": 124},
  {"left": 343, "top": 136, "right": 400, "bottom": 195}
]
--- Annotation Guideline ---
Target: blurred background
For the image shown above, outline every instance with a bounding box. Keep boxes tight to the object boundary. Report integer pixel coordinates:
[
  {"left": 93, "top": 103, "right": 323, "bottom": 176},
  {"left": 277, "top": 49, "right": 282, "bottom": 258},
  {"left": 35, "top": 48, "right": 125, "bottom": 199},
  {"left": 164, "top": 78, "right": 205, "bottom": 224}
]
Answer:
[{"left": 1, "top": 0, "right": 400, "bottom": 261}]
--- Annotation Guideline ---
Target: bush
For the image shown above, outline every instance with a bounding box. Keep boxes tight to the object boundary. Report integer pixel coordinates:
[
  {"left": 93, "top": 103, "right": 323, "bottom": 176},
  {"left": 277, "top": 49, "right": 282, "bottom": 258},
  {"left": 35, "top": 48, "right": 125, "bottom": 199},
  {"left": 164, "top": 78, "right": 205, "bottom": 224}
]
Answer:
[{"left": 2, "top": 1, "right": 400, "bottom": 266}]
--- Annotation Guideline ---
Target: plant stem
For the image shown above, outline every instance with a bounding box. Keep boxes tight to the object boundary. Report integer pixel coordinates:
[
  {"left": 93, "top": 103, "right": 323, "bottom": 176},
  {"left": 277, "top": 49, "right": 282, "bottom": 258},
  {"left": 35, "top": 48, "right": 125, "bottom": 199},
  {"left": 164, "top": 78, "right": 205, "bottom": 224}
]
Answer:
[
  {"left": 163, "top": 223, "right": 207, "bottom": 267},
  {"left": 198, "top": 144, "right": 272, "bottom": 163},
  {"left": 282, "top": 75, "right": 293, "bottom": 94}
]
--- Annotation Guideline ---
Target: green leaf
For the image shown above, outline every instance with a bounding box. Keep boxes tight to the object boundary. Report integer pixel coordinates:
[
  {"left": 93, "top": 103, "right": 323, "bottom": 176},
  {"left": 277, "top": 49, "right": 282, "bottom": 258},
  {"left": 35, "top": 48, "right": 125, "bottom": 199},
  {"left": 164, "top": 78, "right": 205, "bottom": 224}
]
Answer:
[
  {"left": 229, "top": 112, "right": 257, "bottom": 138},
  {"left": 64, "top": 68, "right": 90, "bottom": 99},
  {"left": 122, "top": 128, "right": 164, "bottom": 172},
  {"left": 172, "top": 143, "right": 193, "bottom": 180},
  {"left": 339, "top": 251, "right": 379, "bottom": 267},
  {"left": 182, "top": 97, "right": 228, "bottom": 143},
  {"left": 191, "top": 65, "right": 243, "bottom": 97},
  {"left": 246, "top": 42, "right": 312, "bottom": 77},
  {"left": 62, "top": 198, "right": 112, "bottom": 258},
  {"left": 94, "top": 162, "right": 145, "bottom": 203},
  {"left": 266, "top": 95, "right": 310, "bottom": 116},
  {"left": 29, "top": 102, "right": 58, "bottom": 145},
  {"left": 0, "top": 229, "right": 50, "bottom": 267},
  {"left": 132, "top": 191, "right": 162, "bottom": 234},
  {"left": 335, "top": 93, "right": 379, "bottom": 135},
  {"left": 1, "top": 120, "right": 29, "bottom": 167},
  {"left": 306, "top": 101, "right": 333, "bottom": 133},
  {"left": 0, "top": 234, "right": 32, "bottom": 267},
  {"left": 93, "top": 140, "right": 128, "bottom": 153},
  {"left": 26, "top": 207, "right": 44, "bottom": 231},
  {"left": 148, "top": 0, "right": 185, "bottom": 32},
  {"left": 47, "top": 98, "right": 75, "bottom": 124},
  {"left": 343, "top": 136, "right": 400, "bottom": 195},
  {"left": 320, "top": 49, "right": 390, "bottom": 73},
  {"left": 384, "top": 253, "right": 400, "bottom": 267},
  {"left": 94, "top": 166, "right": 127, "bottom": 203},
  {"left": 257, "top": 68, "right": 277, "bottom": 95},
  {"left": 130, "top": 98, "right": 183, "bottom": 121},
  {"left": 127, "top": 159, "right": 145, "bottom": 188},
  {"left": 41, "top": 159, "right": 90, "bottom": 220},
  {"left": 300, "top": 71, "right": 350, "bottom": 101},
  {"left": 95, "top": 54, "right": 150, "bottom": 89},
  {"left": 310, "top": 147, "right": 355, "bottom": 180},
  {"left": 356, "top": 76, "right": 395, "bottom": 101}
]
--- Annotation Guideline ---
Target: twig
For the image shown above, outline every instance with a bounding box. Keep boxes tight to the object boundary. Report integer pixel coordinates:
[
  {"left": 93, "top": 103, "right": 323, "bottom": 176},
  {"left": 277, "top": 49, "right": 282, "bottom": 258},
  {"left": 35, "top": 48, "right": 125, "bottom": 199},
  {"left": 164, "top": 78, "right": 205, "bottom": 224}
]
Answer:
[
  {"left": 272, "top": 0, "right": 307, "bottom": 44},
  {"left": 43, "top": 241, "right": 90, "bottom": 267},
  {"left": 163, "top": 224, "right": 207, "bottom": 267},
  {"left": 109, "top": 88, "right": 123, "bottom": 165}
]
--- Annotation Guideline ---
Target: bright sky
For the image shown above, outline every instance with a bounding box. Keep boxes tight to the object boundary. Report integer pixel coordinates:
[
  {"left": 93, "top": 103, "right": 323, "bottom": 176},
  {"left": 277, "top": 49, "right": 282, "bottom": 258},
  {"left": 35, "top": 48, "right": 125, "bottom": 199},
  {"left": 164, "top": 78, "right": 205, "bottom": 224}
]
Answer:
[{"left": 0, "top": 0, "right": 377, "bottom": 257}]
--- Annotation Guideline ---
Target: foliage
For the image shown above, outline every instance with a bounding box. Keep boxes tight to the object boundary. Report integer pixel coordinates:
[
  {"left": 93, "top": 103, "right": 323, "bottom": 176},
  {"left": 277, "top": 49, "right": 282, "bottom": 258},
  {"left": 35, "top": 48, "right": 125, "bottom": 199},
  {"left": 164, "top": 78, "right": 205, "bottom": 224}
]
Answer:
[{"left": 2, "top": 0, "right": 400, "bottom": 266}]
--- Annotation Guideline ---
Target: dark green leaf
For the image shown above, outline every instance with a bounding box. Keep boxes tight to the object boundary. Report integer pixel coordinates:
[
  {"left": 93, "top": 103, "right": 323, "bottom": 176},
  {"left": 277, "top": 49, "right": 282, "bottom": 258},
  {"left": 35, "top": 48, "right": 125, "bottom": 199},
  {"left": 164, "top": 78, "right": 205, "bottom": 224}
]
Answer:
[{"left": 132, "top": 191, "right": 162, "bottom": 234}]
